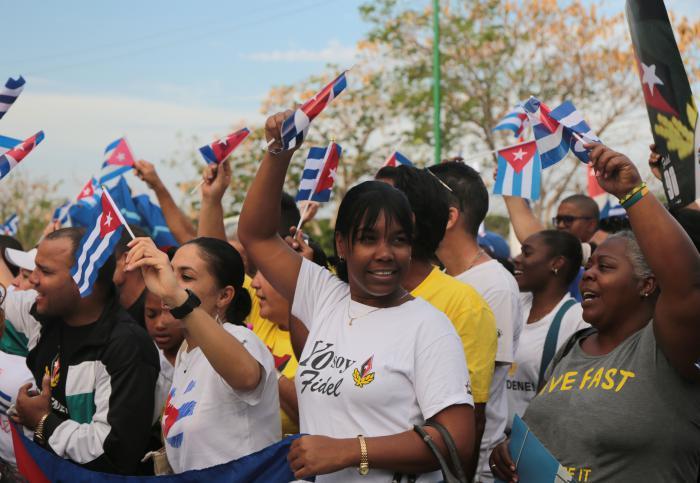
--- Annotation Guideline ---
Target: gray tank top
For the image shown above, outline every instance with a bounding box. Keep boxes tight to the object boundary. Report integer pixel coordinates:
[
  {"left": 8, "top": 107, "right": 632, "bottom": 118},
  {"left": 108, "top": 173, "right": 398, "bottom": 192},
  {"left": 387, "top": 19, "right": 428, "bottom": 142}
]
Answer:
[{"left": 523, "top": 322, "right": 700, "bottom": 482}]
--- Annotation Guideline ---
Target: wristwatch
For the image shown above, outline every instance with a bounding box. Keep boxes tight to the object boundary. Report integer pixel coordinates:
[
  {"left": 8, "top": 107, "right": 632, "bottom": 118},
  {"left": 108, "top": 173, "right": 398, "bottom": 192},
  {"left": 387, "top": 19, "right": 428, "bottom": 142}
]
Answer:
[
  {"left": 358, "top": 435, "right": 369, "bottom": 476},
  {"left": 169, "top": 289, "right": 201, "bottom": 319}
]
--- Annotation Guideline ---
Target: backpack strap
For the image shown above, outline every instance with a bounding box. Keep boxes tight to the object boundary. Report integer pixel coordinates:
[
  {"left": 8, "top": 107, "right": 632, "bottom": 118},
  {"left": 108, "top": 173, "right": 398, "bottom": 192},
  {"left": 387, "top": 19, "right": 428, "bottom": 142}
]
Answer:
[{"left": 537, "top": 299, "right": 577, "bottom": 391}]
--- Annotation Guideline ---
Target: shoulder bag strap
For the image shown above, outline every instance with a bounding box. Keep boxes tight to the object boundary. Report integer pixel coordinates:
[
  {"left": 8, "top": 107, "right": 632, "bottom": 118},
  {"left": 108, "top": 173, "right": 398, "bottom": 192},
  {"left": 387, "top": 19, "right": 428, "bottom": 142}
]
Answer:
[
  {"left": 424, "top": 421, "right": 467, "bottom": 483},
  {"left": 537, "top": 299, "right": 577, "bottom": 391}
]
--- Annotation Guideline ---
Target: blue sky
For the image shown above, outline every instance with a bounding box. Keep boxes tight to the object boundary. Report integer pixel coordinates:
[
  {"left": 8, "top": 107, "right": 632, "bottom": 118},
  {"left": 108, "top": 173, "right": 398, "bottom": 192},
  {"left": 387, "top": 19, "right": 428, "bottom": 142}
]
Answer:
[{"left": 2, "top": 0, "right": 697, "bottom": 201}]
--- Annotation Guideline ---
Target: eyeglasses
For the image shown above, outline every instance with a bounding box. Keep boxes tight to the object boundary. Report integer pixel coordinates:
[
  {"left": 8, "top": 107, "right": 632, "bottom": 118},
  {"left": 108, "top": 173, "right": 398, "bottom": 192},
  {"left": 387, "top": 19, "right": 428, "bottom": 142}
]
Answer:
[{"left": 552, "top": 215, "right": 593, "bottom": 227}]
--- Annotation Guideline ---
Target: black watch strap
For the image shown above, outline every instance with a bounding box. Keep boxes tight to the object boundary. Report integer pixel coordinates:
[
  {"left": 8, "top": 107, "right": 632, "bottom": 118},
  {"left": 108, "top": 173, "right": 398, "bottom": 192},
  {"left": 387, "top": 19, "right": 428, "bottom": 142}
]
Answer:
[{"left": 170, "top": 289, "right": 201, "bottom": 319}]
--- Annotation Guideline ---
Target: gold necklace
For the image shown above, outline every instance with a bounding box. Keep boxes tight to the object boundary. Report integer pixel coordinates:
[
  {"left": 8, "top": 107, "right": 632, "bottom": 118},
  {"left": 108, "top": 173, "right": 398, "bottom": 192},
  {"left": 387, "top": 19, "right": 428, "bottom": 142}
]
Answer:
[{"left": 347, "top": 292, "right": 411, "bottom": 325}]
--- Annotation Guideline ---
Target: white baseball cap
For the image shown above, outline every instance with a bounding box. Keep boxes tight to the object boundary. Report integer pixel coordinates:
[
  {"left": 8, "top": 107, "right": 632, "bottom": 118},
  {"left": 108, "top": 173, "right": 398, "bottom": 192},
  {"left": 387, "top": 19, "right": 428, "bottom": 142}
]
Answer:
[{"left": 4, "top": 248, "right": 37, "bottom": 271}]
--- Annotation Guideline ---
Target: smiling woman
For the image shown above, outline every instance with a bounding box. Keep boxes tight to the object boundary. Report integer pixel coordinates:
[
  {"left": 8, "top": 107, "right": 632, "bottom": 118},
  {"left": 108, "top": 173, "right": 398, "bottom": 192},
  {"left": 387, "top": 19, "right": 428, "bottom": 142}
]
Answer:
[{"left": 237, "top": 110, "right": 477, "bottom": 482}]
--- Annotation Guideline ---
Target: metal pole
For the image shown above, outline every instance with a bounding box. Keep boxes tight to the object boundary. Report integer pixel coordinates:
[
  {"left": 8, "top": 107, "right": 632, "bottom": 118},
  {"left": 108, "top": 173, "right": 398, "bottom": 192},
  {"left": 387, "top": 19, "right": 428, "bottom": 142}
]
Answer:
[{"left": 432, "top": 0, "right": 441, "bottom": 164}]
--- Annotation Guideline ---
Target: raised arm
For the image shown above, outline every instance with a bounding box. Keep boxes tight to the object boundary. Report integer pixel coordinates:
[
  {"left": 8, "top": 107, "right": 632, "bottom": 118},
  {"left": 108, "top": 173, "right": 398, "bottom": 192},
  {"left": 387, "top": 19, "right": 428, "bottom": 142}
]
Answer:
[
  {"left": 126, "top": 237, "right": 262, "bottom": 391},
  {"left": 197, "top": 159, "right": 231, "bottom": 241},
  {"left": 238, "top": 111, "right": 303, "bottom": 303},
  {"left": 134, "top": 160, "right": 196, "bottom": 244},
  {"left": 503, "top": 196, "right": 546, "bottom": 243},
  {"left": 589, "top": 143, "right": 700, "bottom": 379}
]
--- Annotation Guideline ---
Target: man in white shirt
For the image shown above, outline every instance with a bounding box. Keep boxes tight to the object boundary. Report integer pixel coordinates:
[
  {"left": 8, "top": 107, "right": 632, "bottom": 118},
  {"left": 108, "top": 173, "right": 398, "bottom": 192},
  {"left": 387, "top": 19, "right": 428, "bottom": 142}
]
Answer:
[{"left": 430, "top": 162, "right": 523, "bottom": 483}]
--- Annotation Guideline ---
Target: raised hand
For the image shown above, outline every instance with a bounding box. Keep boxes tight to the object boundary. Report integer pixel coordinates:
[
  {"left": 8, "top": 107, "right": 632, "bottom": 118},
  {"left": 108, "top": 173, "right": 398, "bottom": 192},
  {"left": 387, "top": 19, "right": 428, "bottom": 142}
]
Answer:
[
  {"left": 201, "top": 159, "right": 232, "bottom": 202},
  {"left": 586, "top": 143, "right": 643, "bottom": 199},
  {"left": 134, "top": 159, "right": 164, "bottom": 191},
  {"left": 285, "top": 227, "right": 314, "bottom": 261},
  {"left": 265, "top": 109, "right": 296, "bottom": 155},
  {"left": 125, "top": 237, "right": 183, "bottom": 307},
  {"left": 647, "top": 143, "right": 663, "bottom": 181}
]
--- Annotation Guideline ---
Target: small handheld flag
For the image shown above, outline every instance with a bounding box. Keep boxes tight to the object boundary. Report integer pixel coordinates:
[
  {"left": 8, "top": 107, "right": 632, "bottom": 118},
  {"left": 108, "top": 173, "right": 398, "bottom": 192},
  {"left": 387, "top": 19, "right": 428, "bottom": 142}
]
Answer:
[
  {"left": 76, "top": 177, "right": 100, "bottom": 203},
  {"left": 522, "top": 97, "right": 570, "bottom": 169},
  {"left": 133, "top": 194, "right": 179, "bottom": 249},
  {"left": 70, "top": 192, "right": 130, "bottom": 297},
  {"left": 99, "top": 138, "right": 135, "bottom": 185},
  {"left": 493, "top": 141, "right": 542, "bottom": 201},
  {"left": 0, "top": 76, "right": 26, "bottom": 120},
  {"left": 280, "top": 71, "right": 347, "bottom": 150},
  {"left": 0, "top": 134, "right": 21, "bottom": 152},
  {"left": 296, "top": 142, "right": 342, "bottom": 203},
  {"left": 52, "top": 201, "right": 71, "bottom": 225},
  {"left": 548, "top": 101, "right": 600, "bottom": 162},
  {"left": 0, "top": 131, "right": 44, "bottom": 182},
  {"left": 383, "top": 151, "right": 413, "bottom": 168},
  {"left": 200, "top": 128, "right": 250, "bottom": 164},
  {"left": 493, "top": 105, "right": 529, "bottom": 138},
  {"left": 1, "top": 214, "right": 19, "bottom": 236}
]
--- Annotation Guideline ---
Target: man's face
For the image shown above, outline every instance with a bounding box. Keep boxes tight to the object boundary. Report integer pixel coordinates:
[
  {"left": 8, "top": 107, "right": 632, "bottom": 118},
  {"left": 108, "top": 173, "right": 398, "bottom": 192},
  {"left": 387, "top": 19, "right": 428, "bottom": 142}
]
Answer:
[
  {"left": 554, "top": 202, "right": 597, "bottom": 242},
  {"left": 30, "top": 238, "right": 80, "bottom": 316}
]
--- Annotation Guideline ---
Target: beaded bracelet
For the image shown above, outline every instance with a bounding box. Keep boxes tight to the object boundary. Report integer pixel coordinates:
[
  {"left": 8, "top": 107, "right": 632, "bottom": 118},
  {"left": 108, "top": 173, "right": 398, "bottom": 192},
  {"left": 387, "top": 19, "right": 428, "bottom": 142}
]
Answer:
[{"left": 620, "top": 183, "right": 649, "bottom": 210}]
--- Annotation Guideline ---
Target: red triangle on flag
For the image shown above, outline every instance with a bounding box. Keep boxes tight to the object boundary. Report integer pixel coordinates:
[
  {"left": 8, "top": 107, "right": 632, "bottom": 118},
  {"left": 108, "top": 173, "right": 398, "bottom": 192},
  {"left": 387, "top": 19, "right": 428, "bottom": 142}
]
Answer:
[
  {"left": 498, "top": 141, "right": 537, "bottom": 174},
  {"left": 211, "top": 128, "right": 250, "bottom": 163},
  {"left": 315, "top": 143, "right": 341, "bottom": 193},
  {"left": 77, "top": 178, "right": 95, "bottom": 201},
  {"left": 107, "top": 139, "right": 135, "bottom": 167},
  {"left": 99, "top": 193, "right": 123, "bottom": 238}
]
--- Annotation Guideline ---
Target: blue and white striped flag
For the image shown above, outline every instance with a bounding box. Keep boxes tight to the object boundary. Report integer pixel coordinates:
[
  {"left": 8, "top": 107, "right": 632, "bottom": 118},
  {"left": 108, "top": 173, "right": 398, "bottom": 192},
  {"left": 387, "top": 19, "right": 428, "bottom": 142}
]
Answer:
[
  {"left": 0, "top": 76, "right": 25, "bottom": 120},
  {"left": 548, "top": 101, "right": 600, "bottom": 163},
  {"left": 1, "top": 214, "right": 19, "bottom": 236},
  {"left": 493, "top": 105, "right": 529, "bottom": 138},
  {"left": 99, "top": 138, "right": 135, "bottom": 186},
  {"left": 295, "top": 143, "right": 342, "bottom": 203},
  {"left": 70, "top": 192, "right": 126, "bottom": 297},
  {"left": 493, "top": 141, "right": 542, "bottom": 201},
  {"left": 52, "top": 201, "right": 72, "bottom": 225},
  {"left": 0, "top": 135, "right": 21, "bottom": 153},
  {"left": 522, "top": 96, "right": 570, "bottom": 169}
]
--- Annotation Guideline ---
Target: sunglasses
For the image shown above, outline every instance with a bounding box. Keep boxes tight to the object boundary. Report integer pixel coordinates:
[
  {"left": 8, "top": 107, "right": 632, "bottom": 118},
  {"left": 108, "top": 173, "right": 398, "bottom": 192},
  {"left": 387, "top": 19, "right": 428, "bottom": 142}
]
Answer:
[{"left": 552, "top": 215, "right": 593, "bottom": 227}]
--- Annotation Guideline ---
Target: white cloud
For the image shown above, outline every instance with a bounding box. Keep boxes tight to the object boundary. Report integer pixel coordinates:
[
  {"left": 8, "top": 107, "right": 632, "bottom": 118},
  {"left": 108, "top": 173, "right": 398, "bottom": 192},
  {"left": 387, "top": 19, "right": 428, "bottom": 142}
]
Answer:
[
  {"left": 3, "top": 90, "right": 263, "bottom": 200},
  {"left": 244, "top": 40, "right": 357, "bottom": 63}
]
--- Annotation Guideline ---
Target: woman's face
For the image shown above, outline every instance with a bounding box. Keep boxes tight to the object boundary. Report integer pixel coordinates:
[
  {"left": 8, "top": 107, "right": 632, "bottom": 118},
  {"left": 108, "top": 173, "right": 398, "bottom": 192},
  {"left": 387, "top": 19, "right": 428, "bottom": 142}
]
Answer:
[
  {"left": 580, "top": 237, "right": 648, "bottom": 328},
  {"left": 11, "top": 268, "right": 34, "bottom": 291},
  {"left": 337, "top": 211, "right": 412, "bottom": 303},
  {"left": 144, "top": 290, "right": 185, "bottom": 353},
  {"left": 251, "top": 270, "right": 289, "bottom": 329},
  {"left": 171, "top": 244, "right": 229, "bottom": 318},
  {"left": 513, "top": 233, "right": 557, "bottom": 292}
]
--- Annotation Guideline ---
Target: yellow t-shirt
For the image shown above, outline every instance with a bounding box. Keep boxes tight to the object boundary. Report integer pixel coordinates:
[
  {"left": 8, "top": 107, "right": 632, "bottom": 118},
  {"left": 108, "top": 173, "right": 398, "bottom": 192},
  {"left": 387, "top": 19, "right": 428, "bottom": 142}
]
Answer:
[
  {"left": 244, "top": 277, "right": 299, "bottom": 434},
  {"left": 411, "top": 267, "right": 497, "bottom": 403}
]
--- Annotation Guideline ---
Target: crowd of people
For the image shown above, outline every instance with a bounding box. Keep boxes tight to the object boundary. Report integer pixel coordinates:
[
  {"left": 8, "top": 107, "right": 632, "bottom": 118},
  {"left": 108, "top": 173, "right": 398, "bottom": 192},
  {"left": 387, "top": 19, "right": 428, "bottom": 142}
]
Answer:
[{"left": 0, "top": 109, "right": 699, "bottom": 483}]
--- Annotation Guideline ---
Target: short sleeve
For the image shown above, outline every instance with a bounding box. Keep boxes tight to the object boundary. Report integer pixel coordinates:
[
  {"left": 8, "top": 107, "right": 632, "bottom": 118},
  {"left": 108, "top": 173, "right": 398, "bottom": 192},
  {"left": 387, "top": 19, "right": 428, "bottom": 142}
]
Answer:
[
  {"left": 415, "top": 332, "right": 474, "bottom": 420},
  {"left": 222, "top": 325, "right": 275, "bottom": 406},
  {"left": 457, "top": 294, "right": 497, "bottom": 403},
  {"left": 486, "top": 288, "right": 523, "bottom": 363},
  {"left": 291, "top": 258, "right": 348, "bottom": 332}
]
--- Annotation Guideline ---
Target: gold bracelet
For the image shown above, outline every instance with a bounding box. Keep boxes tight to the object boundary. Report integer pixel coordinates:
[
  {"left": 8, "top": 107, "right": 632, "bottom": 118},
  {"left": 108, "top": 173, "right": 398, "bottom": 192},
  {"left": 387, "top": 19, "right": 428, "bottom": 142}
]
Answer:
[
  {"left": 357, "top": 435, "right": 369, "bottom": 476},
  {"left": 34, "top": 413, "right": 50, "bottom": 446}
]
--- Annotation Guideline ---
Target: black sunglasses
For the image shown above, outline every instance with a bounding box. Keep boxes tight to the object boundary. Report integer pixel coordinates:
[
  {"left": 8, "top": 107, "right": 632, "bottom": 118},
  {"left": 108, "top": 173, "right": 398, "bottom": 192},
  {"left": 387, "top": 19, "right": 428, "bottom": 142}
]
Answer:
[{"left": 552, "top": 215, "right": 593, "bottom": 226}]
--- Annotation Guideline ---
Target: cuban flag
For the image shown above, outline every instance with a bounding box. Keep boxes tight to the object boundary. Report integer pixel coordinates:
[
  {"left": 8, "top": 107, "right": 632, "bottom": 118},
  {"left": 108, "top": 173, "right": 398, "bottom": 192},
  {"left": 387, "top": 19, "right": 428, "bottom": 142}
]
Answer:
[
  {"left": 76, "top": 177, "right": 100, "bottom": 204},
  {"left": 493, "top": 141, "right": 542, "bottom": 201},
  {"left": 548, "top": 101, "right": 600, "bottom": 162},
  {"left": 493, "top": 105, "right": 529, "bottom": 138},
  {"left": 0, "top": 134, "right": 22, "bottom": 152},
  {"left": 52, "top": 201, "right": 71, "bottom": 225},
  {"left": 109, "top": 176, "right": 142, "bottom": 226},
  {"left": 0, "top": 131, "right": 45, "bottom": 182},
  {"left": 10, "top": 422, "right": 301, "bottom": 483},
  {"left": 281, "top": 71, "right": 348, "bottom": 150},
  {"left": 383, "top": 151, "right": 413, "bottom": 167},
  {"left": 1, "top": 214, "right": 19, "bottom": 236},
  {"left": 133, "top": 194, "right": 179, "bottom": 249},
  {"left": 200, "top": 127, "right": 250, "bottom": 165},
  {"left": 295, "top": 142, "right": 342, "bottom": 203},
  {"left": 99, "top": 137, "right": 135, "bottom": 185},
  {"left": 0, "top": 76, "right": 25, "bottom": 120},
  {"left": 522, "top": 97, "right": 570, "bottom": 169},
  {"left": 70, "top": 191, "right": 127, "bottom": 297}
]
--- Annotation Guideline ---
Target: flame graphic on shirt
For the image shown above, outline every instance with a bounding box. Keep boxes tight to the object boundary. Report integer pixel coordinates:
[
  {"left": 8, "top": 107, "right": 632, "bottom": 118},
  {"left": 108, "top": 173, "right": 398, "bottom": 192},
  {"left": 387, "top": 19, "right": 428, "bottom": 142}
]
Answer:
[{"left": 353, "top": 356, "right": 375, "bottom": 388}]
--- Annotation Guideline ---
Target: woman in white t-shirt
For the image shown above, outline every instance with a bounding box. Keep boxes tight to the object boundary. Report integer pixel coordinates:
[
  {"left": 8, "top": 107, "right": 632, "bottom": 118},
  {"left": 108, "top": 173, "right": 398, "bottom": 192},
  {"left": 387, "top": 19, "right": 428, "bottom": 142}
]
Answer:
[
  {"left": 236, "top": 111, "right": 475, "bottom": 482},
  {"left": 506, "top": 230, "right": 588, "bottom": 427},
  {"left": 125, "top": 237, "right": 280, "bottom": 473}
]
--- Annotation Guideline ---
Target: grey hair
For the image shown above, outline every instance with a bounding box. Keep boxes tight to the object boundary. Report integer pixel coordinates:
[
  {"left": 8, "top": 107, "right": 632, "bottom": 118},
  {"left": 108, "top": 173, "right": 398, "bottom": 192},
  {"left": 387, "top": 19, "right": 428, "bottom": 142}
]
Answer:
[{"left": 607, "top": 230, "right": 654, "bottom": 280}]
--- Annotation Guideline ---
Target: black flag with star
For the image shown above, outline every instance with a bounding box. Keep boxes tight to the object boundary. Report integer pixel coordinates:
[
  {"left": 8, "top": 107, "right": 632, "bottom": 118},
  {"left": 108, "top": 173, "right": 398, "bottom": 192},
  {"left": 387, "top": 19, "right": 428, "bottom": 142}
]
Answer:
[{"left": 626, "top": 0, "right": 699, "bottom": 209}]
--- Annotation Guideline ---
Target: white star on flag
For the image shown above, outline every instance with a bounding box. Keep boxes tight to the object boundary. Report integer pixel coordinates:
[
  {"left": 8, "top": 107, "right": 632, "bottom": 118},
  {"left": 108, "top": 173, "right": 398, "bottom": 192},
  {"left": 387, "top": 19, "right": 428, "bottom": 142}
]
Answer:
[
  {"left": 641, "top": 63, "right": 663, "bottom": 96},
  {"left": 104, "top": 213, "right": 113, "bottom": 227},
  {"left": 512, "top": 149, "right": 526, "bottom": 161},
  {"left": 328, "top": 168, "right": 337, "bottom": 181},
  {"left": 116, "top": 153, "right": 126, "bottom": 162},
  {"left": 83, "top": 188, "right": 91, "bottom": 196},
  {"left": 219, "top": 138, "right": 228, "bottom": 146}
]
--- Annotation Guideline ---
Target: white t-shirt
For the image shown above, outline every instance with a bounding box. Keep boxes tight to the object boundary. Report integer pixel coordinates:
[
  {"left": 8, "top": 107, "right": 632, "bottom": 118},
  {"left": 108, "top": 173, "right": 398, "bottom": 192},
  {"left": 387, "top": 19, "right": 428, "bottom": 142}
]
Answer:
[
  {"left": 162, "top": 323, "right": 281, "bottom": 473},
  {"left": 153, "top": 348, "right": 175, "bottom": 423},
  {"left": 0, "top": 350, "right": 33, "bottom": 465},
  {"left": 292, "top": 259, "right": 473, "bottom": 483},
  {"left": 456, "top": 260, "right": 523, "bottom": 483},
  {"left": 506, "top": 293, "right": 588, "bottom": 429}
]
